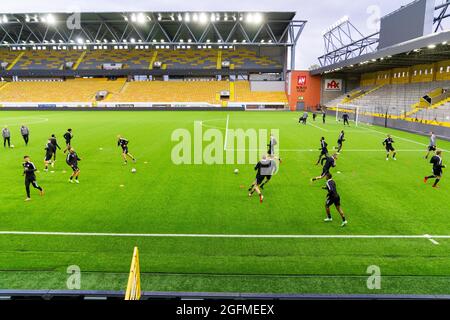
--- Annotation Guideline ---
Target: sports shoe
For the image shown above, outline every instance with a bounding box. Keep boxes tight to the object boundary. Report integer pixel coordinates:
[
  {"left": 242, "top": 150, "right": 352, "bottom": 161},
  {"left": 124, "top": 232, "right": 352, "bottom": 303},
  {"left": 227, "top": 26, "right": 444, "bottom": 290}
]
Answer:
[
  {"left": 259, "top": 194, "right": 264, "bottom": 203},
  {"left": 433, "top": 185, "right": 440, "bottom": 189},
  {"left": 341, "top": 221, "right": 348, "bottom": 227},
  {"left": 248, "top": 193, "right": 253, "bottom": 197},
  {"left": 424, "top": 177, "right": 428, "bottom": 183},
  {"left": 393, "top": 158, "right": 397, "bottom": 161},
  {"left": 25, "top": 198, "right": 31, "bottom": 201},
  {"left": 75, "top": 180, "right": 79, "bottom": 184},
  {"left": 324, "top": 218, "right": 333, "bottom": 222},
  {"left": 386, "top": 158, "right": 389, "bottom": 161},
  {"left": 133, "top": 159, "right": 137, "bottom": 163},
  {"left": 69, "top": 179, "right": 74, "bottom": 183},
  {"left": 39, "top": 189, "right": 44, "bottom": 196},
  {"left": 51, "top": 162, "right": 55, "bottom": 168}
]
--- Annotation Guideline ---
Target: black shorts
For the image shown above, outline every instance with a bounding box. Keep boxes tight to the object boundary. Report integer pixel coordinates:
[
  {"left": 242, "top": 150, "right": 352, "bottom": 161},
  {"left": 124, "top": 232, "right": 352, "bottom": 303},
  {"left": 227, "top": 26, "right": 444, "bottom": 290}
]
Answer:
[
  {"left": 45, "top": 153, "right": 53, "bottom": 161},
  {"left": 385, "top": 146, "right": 395, "bottom": 152},
  {"left": 337, "top": 140, "right": 343, "bottom": 145},
  {"left": 256, "top": 174, "right": 270, "bottom": 185},
  {"left": 428, "top": 146, "right": 436, "bottom": 152},
  {"left": 326, "top": 196, "right": 341, "bottom": 207},
  {"left": 321, "top": 148, "right": 328, "bottom": 156},
  {"left": 321, "top": 168, "right": 330, "bottom": 177},
  {"left": 69, "top": 164, "right": 79, "bottom": 172},
  {"left": 122, "top": 147, "right": 129, "bottom": 154},
  {"left": 433, "top": 168, "right": 442, "bottom": 176}
]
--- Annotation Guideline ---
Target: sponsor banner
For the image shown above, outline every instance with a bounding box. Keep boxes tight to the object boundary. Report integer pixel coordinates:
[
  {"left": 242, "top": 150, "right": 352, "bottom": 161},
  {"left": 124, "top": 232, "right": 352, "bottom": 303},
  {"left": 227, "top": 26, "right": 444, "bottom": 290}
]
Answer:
[
  {"left": 324, "top": 79, "right": 343, "bottom": 91},
  {"left": 37, "top": 104, "right": 57, "bottom": 108}
]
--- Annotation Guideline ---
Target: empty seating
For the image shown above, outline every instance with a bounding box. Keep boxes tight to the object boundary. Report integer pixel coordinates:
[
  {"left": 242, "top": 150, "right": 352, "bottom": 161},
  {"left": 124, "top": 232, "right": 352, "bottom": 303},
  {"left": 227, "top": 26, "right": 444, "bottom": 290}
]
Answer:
[
  {"left": 112, "top": 81, "right": 229, "bottom": 103},
  {"left": 345, "top": 81, "right": 450, "bottom": 114},
  {"left": 14, "top": 50, "right": 82, "bottom": 70},
  {"left": 0, "top": 78, "right": 126, "bottom": 102},
  {"left": 222, "top": 48, "right": 282, "bottom": 69},
  {"left": 79, "top": 50, "right": 154, "bottom": 69},
  {"left": 157, "top": 50, "right": 217, "bottom": 70}
]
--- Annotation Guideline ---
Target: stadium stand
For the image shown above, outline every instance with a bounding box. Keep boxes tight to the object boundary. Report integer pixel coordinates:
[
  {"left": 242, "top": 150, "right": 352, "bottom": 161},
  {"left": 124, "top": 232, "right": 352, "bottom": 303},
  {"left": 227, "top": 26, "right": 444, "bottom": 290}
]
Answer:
[
  {"left": 0, "top": 78, "right": 126, "bottom": 102},
  {"left": 222, "top": 48, "right": 282, "bottom": 70},
  {"left": 111, "top": 81, "right": 230, "bottom": 103},
  {"left": 14, "top": 49, "right": 82, "bottom": 70},
  {"left": 78, "top": 50, "right": 155, "bottom": 70},
  {"left": 0, "top": 50, "right": 21, "bottom": 70},
  {"left": 157, "top": 49, "right": 217, "bottom": 70},
  {"left": 350, "top": 81, "right": 450, "bottom": 111}
]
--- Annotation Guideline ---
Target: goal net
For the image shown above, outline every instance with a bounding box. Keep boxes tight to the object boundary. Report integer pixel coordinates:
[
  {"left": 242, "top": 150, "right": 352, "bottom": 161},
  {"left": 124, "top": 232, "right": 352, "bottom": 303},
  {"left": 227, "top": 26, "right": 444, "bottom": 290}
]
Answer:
[
  {"left": 125, "top": 247, "right": 142, "bottom": 300},
  {"left": 336, "top": 104, "right": 360, "bottom": 126}
]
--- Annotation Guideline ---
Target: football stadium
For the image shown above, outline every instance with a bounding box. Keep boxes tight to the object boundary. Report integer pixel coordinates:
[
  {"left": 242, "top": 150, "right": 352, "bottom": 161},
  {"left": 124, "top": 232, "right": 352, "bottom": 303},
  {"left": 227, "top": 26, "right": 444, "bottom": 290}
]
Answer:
[{"left": 0, "top": 0, "right": 449, "bottom": 305}]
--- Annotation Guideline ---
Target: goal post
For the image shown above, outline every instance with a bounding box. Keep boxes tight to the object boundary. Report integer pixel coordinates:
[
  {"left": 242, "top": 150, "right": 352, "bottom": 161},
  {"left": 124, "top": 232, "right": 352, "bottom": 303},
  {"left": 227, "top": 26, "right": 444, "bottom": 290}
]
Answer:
[
  {"left": 125, "top": 246, "right": 141, "bottom": 300},
  {"left": 336, "top": 104, "right": 360, "bottom": 126}
]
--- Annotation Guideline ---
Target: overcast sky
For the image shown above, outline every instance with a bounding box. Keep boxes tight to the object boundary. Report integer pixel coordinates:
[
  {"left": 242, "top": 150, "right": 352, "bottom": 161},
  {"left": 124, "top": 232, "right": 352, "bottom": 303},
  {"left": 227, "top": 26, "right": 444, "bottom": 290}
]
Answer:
[{"left": 1, "top": 0, "right": 447, "bottom": 69}]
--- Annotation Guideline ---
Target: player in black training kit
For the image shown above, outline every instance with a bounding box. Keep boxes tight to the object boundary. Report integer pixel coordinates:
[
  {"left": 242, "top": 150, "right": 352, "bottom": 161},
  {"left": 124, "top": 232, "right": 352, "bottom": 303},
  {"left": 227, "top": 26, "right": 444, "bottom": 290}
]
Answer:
[
  {"left": 44, "top": 139, "right": 55, "bottom": 171},
  {"left": 50, "top": 134, "right": 61, "bottom": 162},
  {"left": 424, "top": 150, "right": 445, "bottom": 188},
  {"left": 383, "top": 134, "right": 396, "bottom": 160},
  {"left": 66, "top": 148, "right": 81, "bottom": 183},
  {"left": 117, "top": 135, "right": 136, "bottom": 164},
  {"left": 312, "top": 153, "right": 337, "bottom": 182},
  {"left": 248, "top": 155, "right": 276, "bottom": 203},
  {"left": 323, "top": 173, "right": 347, "bottom": 227},
  {"left": 23, "top": 156, "right": 44, "bottom": 201},
  {"left": 342, "top": 113, "right": 350, "bottom": 126},
  {"left": 63, "top": 129, "right": 73, "bottom": 153},
  {"left": 316, "top": 137, "right": 329, "bottom": 165},
  {"left": 335, "top": 130, "right": 345, "bottom": 153}
]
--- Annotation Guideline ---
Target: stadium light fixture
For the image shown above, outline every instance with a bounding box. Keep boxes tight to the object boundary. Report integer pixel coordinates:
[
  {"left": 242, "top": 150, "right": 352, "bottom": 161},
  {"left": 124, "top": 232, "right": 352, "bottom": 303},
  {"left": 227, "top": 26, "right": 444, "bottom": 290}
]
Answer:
[
  {"left": 2, "top": 15, "right": 8, "bottom": 24},
  {"left": 170, "top": 14, "right": 175, "bottom": 21},
  {"left": 157, "top": 14, "right": 162, "bottom": 21},
  {"left": 442, "top": 41, "right": 448, "bottom": 45},
  {"left": 199, "top": 13, "right": 208, "bottom": 24},
  {"left": 193, "top": 13, "right": 198, "bottom": 22},
  {"left": 210, "top": 13, "right": 216, "bottom": 22},
  {"left": 124, "top": 16, "right": 129, "bottom": 22},
  {"left": 130, "top": 38, "right": 136, "bottom": 43},
  {"left": 177, "top": 14, "right": 182, "bottom": 22},
  {"left": 427, "top": 44, "right": 436, "bottom": 49},
  {"left": 136, "top": 13, "right": 146, "bottom": 24},
  {"left": 224, "top": 14, "right": 228, "bottom": 21},
  {"left": 253, "top": 13, "right": 263, "bottom": 23},
  {"left": 25, "top": 15, "right": 30, "bottom": 22},
  {"left": 184, "top": 13, "right": 190, "bottom": 22},
  {"left": 76, "top": 38, "right": 84, "bottom": 44},
  {"left": 45, "top": 14, "right": 56, "bottom": 25}
]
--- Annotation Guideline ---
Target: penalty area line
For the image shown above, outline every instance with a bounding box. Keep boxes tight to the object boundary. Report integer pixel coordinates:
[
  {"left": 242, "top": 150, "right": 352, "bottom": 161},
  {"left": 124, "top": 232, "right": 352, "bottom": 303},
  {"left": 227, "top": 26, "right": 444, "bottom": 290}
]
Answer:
[{"left": 0, "top": 231, "right": 448, "bottom": 242}]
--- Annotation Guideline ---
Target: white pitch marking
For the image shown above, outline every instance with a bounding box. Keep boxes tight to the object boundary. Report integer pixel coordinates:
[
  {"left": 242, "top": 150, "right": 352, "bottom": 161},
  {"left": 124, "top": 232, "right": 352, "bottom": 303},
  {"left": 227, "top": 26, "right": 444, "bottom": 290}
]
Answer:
[
  {"left": 357, "top": 124, "right": 449, "bottom": 152},
  {"left": 0, "top": 231, "right": 449, "bottom": 241},
  {"left": 307, "top": 122, "right": 329, "bottom": 132},
  {"left": 224, "top": 114, "right": 230, "bottom": 151},
  {"left": 424, "top": 234, "right": 440, "bottom": 245}
]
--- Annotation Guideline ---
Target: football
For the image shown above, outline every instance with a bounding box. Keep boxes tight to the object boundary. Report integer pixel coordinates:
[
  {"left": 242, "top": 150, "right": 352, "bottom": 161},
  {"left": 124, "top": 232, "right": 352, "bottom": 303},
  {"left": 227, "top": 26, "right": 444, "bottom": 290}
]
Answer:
[
  {"left": 10, "top": 145, "right": 14, "bottom": 148},
  {"left": 234, "top": 169, "right": 239, "bottom": 174},
  {"left": 131, "top": 168, "right": 137, "bottom": 173}
]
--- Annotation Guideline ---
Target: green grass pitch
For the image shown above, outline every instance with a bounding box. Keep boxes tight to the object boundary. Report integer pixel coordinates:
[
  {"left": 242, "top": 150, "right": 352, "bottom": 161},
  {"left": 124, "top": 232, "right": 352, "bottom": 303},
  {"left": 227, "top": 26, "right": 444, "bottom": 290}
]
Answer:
[{"left": 0, "top": 110, "right": 449, "bottom": 295}]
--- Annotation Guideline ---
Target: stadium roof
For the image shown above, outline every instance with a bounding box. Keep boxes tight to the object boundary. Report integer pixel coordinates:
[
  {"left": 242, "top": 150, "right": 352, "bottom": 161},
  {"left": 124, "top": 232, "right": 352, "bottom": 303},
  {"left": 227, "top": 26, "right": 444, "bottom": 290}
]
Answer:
[
  {"left": 311, "top": 29, "right": 450, "bottom": 75},
  {"left": 0, "top": 12, "right": 304, "bottom": 48}
]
